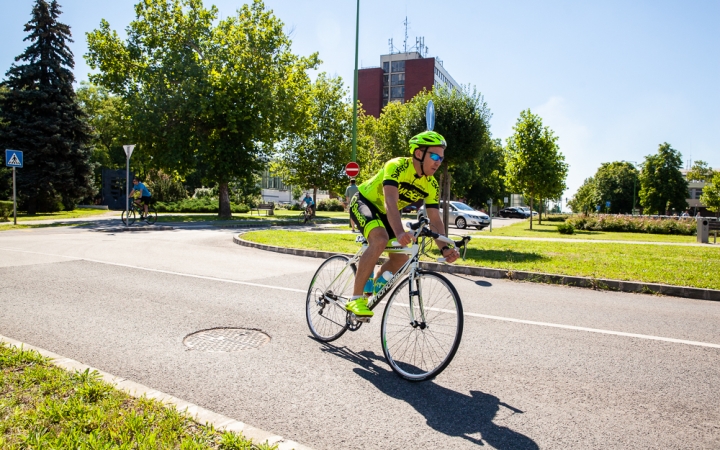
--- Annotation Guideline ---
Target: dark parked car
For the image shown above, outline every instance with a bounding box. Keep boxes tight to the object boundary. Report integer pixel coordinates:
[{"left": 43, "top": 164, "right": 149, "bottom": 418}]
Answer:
[{"left": 497, "top": 207, "right": 530, "bottom": 219}]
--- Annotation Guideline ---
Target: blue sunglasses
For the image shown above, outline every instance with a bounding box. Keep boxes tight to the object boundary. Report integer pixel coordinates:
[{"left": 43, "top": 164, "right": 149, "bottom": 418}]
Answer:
[{"left": 428, "top": 151, "right": 444, "bottom": 162}]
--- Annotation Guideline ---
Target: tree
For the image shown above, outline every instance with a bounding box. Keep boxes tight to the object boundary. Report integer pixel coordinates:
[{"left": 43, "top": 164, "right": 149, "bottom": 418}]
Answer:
[
  {"left": 594, "top": 161, "right": 639, "bottom": 214},
  {"left": 686, "top": 160, "right": 715, "bottom": 183},
  {"left": 86, "top": 0, "right": 317, "bottom": 218},
  {"left": 0, "top": 0, "right": 94, "bottom": 213},
  {"left": 638, "top": 143, "right": 688, "bottom": 214},
  {"left": 452, "top": 137, "right": 506, "bottom": 210},
  {"left": 568, "top": 177, "right": 597, "bottom": 214},
  {"left": 272, "top": 73, "right": 352, "bottom": 203},
  {"left": 405, "top": 86, "right": 493, "bottom": 233},
  {"left": 699, "top": 171, "right": 720, "bottom": 218},
  {"left": 504, "top": 109, "right": 568, "bottom": 229}
]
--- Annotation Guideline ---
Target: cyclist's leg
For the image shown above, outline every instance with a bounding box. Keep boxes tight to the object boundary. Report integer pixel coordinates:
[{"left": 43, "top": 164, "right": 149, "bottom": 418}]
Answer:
[{"left": 348, "top": 193, "right": 390, "bottom": 297}]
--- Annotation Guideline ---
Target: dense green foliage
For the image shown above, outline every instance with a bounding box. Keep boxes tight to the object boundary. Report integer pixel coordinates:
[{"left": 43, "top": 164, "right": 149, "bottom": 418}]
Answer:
[
  {"left": 86, "top": 0, "right": 318, "bottom": 218},
  {"left": 593, "top": 161, "right": 639, "bottom": 213},
  {"left": 556, "top": 222, "right": 574, "bottom": 234},
  {"left": 0, "top": 200, "right": 12, "bottom": 221},
  {"left": 272, "top": 73, "right": 352, "bottom": 202},
  {"left": 504, "top": 109, "right": 568, "bottom": 228},
  {"left": 638, "top": 143, "right": 688, "bottom": 214},
  {"left": 0, "top": 0, "right": 94, "bottom": 213},
  {"left": 144, "top": 169, "right": 187, "bottom": 202},
  {"left": 155, "top": 198, "right": 249, "bottom": 213},
  {"left": 686, "top": 160, "right": 716, "bottom": 183},
  {"left": 316, "top": 198, "right": 345, "bottom": 212},
  {"left": 699, "top": 171, "right": 720, "bottom": 216},
  {"left": 566, "top": 215, "right": 695, "bottom": 235}
]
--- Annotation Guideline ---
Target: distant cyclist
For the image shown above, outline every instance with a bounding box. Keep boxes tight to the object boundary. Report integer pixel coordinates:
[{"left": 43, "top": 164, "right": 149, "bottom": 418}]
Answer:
[
  {"left": 301, "top": 192, "right": 315, "bottom": 217},
  {"left": 346, "top": 131, "right": 460, "bottom": 317},
  {"left": 128, "top": 177, "right": 151, "bottom": 217}
]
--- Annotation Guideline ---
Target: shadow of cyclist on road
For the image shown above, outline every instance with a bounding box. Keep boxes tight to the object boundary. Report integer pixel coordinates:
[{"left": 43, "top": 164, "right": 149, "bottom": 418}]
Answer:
[{"left": 319, "top": 343, "right": 538, "bottom": 449}]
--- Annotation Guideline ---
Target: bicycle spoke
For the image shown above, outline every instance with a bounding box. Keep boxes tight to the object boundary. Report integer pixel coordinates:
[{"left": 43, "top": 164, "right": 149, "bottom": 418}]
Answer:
[{"left": 306, "top": 255, "right": 354, "bottom": 342}]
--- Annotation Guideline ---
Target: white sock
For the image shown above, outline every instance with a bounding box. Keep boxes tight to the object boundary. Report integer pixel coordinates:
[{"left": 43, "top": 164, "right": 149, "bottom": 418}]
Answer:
[{"left": 349, "top": 295, "right": 364, "bottom": 301}]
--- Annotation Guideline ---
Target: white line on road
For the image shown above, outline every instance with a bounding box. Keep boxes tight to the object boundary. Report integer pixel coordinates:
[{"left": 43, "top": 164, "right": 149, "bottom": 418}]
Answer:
[
  {"left": 3, "top": 247, "right": 719, "bottom": 350},
  {"left": 0, "top": 247, "right": 306, "bottom": 293}
]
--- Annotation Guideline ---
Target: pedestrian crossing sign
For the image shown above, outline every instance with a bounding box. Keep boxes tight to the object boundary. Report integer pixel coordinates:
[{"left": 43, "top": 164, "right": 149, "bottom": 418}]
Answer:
[{"left": 5, "top": 149, "right": 23, "bottom": 168}]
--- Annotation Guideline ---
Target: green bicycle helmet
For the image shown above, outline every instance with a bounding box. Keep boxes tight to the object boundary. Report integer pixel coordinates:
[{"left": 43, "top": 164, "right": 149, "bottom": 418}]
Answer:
[
  {"left": 409, "top": 131, "right": 446, "bottom": 176},
  {"left": 409, "top": 131, "right": 447, "bottom": 154}
]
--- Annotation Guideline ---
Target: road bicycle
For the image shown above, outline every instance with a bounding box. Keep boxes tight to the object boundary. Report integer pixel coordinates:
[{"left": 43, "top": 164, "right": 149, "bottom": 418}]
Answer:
[
  {"left": 298, "top": 205, "right": 314, "bottom": 224},
  {"left": 122, "top": 201, "right": 157, "bottom": 226},
  {"left": 305, "top": 216, "right": 470, "bottom": 381}
]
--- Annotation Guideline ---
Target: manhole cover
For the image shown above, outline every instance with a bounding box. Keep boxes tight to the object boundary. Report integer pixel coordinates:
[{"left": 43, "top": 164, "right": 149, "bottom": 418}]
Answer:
[{"left": 183, "top": 328, "right": 271, "bottom": 352}]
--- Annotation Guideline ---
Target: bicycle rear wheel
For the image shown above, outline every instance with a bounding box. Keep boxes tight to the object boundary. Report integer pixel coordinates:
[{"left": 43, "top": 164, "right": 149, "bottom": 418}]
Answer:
[
  {"left": 306, "top": 255, "right": 355, "bottom": 342},
  {"left": 121, "top": 208, "right": 136, "bottom": 226},
  {"left": 381, "top": 271, "right": 463, "bottom": 381},
  {"left": 145, "top": 205, "right": 157, "bottom": 224}
]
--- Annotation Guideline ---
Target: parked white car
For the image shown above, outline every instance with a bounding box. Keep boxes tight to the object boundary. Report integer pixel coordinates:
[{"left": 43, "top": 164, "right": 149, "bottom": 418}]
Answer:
[
  {"left": 419, "top": 201, "right": 491, "bottom": 229},
  {"left": 519, "top": 206, "right": 538, "bottom": 216}
]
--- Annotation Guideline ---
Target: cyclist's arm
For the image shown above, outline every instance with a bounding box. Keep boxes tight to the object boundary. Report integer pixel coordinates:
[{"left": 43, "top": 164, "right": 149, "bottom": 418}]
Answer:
[
  {"left": 425, "top": 207, "right": 460, "bottom": 263},
  {"left": 382, "top": 185, "right": 413, "bottom": 246},
  {"left": 128, "top": 188, "right": 135, "bottom": 198}
]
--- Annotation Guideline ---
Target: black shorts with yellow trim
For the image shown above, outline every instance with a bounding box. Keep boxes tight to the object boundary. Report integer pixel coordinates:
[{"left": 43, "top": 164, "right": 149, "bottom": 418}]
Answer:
[{"left": 349, "top": 193, "right": 396, "bottom": 241}]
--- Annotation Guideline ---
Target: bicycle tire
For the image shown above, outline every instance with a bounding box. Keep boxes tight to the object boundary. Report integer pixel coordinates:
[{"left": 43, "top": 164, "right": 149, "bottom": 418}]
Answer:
[
  {"left": 381, "top": 270, "right": 463, "bottom": 381},
  {"left": 145, "top": 205, "right": 157, "bottom": 224},
  {"left": 306, "top": 255, "right": 355, "bottom": 342},
  {"left": 121, "top": 208, "right": 136, "bottom": 226},
  {"left": 298, "top": 211, "right": 307, "bottom": 224}
]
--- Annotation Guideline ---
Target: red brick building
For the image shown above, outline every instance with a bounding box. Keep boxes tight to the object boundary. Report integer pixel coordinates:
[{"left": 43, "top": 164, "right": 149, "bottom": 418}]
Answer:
[{"left": 358, "top": 51, "right": 460, "bottom": 118}]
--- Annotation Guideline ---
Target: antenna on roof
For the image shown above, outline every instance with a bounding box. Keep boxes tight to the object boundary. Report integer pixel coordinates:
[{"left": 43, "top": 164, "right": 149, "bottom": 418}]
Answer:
[{"left": 403, "top": 17, "right": 409, "bottom": 53}]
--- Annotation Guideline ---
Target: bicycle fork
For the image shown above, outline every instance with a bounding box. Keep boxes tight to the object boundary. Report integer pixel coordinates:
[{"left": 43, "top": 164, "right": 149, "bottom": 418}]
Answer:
[{"left": 407, "top": 269, "right": 428, "bottom": 329}]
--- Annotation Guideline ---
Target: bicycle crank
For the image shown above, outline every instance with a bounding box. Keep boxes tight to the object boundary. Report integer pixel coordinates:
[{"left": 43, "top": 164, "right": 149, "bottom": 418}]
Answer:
[{"left": 346, "top": 311, "right": 369, "bottom": 331}]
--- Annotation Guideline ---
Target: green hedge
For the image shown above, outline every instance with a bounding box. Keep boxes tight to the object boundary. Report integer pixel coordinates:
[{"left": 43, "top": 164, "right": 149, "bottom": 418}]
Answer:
[
  {"left": 317, "top": 199, "right": 345, "bottom": 212},
  {"left": 0, "top": 200, "right": 12, "bottom": 221},
  {"left": 566, "top": 215, "right": 696, "bottom": 235},
  {"left": 556, "top": 222, "right": 575, "bottom": 234},
  {"left": 155, "top": 198, "right": 249, "bottom": 213}
]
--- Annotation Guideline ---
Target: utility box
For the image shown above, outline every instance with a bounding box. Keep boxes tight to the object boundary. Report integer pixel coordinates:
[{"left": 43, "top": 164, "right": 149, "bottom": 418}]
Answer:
[{"left": 697, "top": 219, "right": 709, "bottom": 244}]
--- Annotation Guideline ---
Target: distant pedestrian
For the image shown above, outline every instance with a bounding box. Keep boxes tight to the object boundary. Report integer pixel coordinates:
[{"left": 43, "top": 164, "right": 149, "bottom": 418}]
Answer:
[{"left": 345, "top": 178, "right": 359, "bottom": 232}]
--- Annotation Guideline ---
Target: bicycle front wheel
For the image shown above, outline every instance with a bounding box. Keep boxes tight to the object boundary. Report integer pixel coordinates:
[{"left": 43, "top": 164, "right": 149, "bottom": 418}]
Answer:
[
  {"left": 306, "top": 255, "right": 355, "bottom": 342},
  {"left": 381, "top": 271, "right": 464, "bottom": 381},
  {"left": 121, "top": 208, "right": 136, "bottom": 226},
  {"left": 145, "top": 205, "right": 157, "bottom": 224}
]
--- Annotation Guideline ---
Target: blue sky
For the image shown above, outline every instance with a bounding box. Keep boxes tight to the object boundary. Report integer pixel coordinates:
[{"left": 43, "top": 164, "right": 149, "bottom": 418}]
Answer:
[{"left": 2, "top": 0, "right": 718, "bottom": 202}]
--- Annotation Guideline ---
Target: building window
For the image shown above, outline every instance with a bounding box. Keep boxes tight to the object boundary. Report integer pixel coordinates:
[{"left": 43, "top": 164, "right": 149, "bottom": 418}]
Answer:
[
  {"left": 391, "top": 73, "right": 405, "bottom": 86},
  {"left": 391, "top": 60, "right": 405, "bottom": 72},
  {"left": 695, "top": 189, "right": 703, "bottom": 200},
  {"left": 383, "top": 88, "right": 389, "bottom": 99},
  {"left": 391, "top": 86, "right": 405, "bottom": 98},
  {"left": 383, "top": 61, "right": 389, "bottom": 73},
  {"left": 383, "top": 74, "right": 389, "bottom": 87},
  {"left": 382, "top": 99, "right": 388, "bottom": 107}
]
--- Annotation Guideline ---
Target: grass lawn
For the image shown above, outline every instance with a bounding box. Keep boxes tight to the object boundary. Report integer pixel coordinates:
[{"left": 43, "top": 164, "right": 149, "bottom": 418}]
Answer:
[
  {"left": 488, "top": 221, "right": 697, "bottom": 243},
  {"left": 242, "top": 230, "right": 720, "bottom": 290},
  {"left": 0, "top": 222, "right": 92, "bottom": 231},
  {"left": 6, "top": 209, "right": 115, "bottom": 222},
  {"left": 0, "top": 343, "right": 272, "bottom": 449},
  {"left": 153, "top": 210, "right": 351, "bottom": 223}
]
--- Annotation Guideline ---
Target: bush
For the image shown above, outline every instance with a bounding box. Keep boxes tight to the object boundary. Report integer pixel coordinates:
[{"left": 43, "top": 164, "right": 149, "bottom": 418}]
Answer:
[
  {"left": 565, "top": 215, "right": 696, "bottom": 235},
  {"left": 155, "top": 198, "right": 249, "bottom": 213},
  {"left": 145, "top": 170, "right": 187, "bottom": 202},
  {"left": 0, "top": 200, "right": 12, "bottom": 221},
  {"left": 556, "top": 222, "right": 575, "bottom": 234},
  {"left": 192, "top": 187, "right": 217, "bottom": 199},
  {"left": 545, "top": 214, "right": 570, "bottom": 222},
  {"left": 317, "top": 198, "right": 345, "bottom": 212}
]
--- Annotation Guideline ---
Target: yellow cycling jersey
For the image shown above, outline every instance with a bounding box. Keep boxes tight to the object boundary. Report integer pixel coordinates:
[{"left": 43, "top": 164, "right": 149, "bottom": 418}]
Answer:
[{"left": 357, "top": 157, "right": 440, "bottom": 214}]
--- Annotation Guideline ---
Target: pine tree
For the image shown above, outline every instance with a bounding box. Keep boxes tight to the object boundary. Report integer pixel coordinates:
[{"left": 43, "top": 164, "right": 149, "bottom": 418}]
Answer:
[{"left": 0, "top": 0, "right": 93, "bottom": 213}]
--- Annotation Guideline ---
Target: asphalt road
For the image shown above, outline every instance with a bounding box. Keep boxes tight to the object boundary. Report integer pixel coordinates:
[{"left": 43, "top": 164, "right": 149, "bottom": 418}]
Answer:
[{"left": 0, "top": 226, "right": 718, "bottom": 449}]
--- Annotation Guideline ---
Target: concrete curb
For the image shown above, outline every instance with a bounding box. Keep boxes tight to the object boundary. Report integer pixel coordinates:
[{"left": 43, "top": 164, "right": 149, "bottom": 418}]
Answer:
[
  {"left": 0, "top": 335, "right": 313, "bottom": 450},
  {"left": 91, "top": 225, "right": 176, "bottom": 232},
  {"left": 233, "top": 234, "right": 720, "bottom": 302}
]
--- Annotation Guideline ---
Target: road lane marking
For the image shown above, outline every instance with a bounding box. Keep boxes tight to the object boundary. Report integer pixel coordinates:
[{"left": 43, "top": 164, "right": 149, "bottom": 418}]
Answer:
[
  {"left": 3, "top": 247, "right": 719, "bottom": 349},
  {"left": 0, "top": 247, "right": 306, "bottom": 293}
]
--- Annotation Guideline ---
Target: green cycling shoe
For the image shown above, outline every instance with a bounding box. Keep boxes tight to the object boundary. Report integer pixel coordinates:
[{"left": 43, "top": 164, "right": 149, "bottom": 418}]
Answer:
[{"left": 345, "top": 298, "right": 373, "bottom": 317}]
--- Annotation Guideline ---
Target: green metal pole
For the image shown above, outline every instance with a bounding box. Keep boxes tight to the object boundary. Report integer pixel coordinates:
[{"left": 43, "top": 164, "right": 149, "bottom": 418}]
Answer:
[{"left": 351, "top": 0, "right": 360, "bottom": 163}]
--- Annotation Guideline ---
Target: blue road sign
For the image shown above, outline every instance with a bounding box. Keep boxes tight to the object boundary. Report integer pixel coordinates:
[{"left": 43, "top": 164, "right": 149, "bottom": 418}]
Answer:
[
  {"left": 596, "top": 205, "right": 601, "bottom": 212},
  {"left": 605, "top": 201, "right": 611, "bottom": 208},
  {"left": 5, "top": 149, "right": 23, "bottom": 168}
]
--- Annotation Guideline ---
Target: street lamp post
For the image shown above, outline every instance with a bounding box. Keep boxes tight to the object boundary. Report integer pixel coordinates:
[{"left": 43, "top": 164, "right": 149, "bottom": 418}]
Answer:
[
  {"left": 123, "top": 145, "right": 136, "bottom": 227},
  {"left": 350, "top": 0, "right": 360, "bottom": 163}
]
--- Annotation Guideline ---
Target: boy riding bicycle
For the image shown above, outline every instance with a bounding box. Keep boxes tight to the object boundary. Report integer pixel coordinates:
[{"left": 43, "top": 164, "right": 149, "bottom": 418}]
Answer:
[
  {"left": 128, "top": 177, "right": 152, "bottom": 217},
  {"left": 346, "top": 131, "right": 460, "bottom": 317}
]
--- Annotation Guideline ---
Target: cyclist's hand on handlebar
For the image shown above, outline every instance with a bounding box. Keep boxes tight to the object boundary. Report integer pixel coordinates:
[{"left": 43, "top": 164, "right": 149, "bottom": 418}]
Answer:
[
  {"left": 441, "top": 247, "right": 460, "bottom": 263},
  {"left": 396, "top": 231, "right": 415, "bottom": 247}
]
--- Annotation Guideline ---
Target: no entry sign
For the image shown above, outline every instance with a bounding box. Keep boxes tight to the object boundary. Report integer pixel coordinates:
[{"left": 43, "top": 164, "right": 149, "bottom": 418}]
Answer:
[{"left": 345, "top": 162, "right": 360, "bottom": 177}]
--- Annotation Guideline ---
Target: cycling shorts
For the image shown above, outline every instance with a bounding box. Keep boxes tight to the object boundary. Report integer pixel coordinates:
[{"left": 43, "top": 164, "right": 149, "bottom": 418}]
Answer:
[
  {"left": 349, "top": 192, "right": 396, "bottom": 241},
  {"left": 140, "top": 196, "right": 151, "bottom": 205}
]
